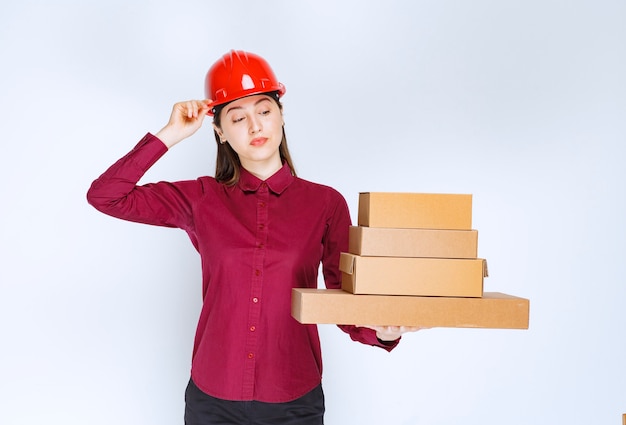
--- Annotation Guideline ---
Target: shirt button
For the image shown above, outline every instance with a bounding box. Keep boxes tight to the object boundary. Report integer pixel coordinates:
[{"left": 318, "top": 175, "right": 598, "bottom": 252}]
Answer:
[
  {"left": 254, "top": 269, "right": 261, "bottom": 276},
  {"left": 261, "top": 182, "right": 267, "bottom": 188},
  {"left": 248, "top": 353, "right": 254, "bottom": 359},
  {"left": 258, "top": 224, "right": 265, "bottom": 229},
  {"left": 257, "top": 243, "right": 264, "bottom": 249},
  {"left": 259, "top": 202, "right": 266, "bottom": 207},
  {"left": 252, "top": 297, "right": 259, "bottom": 303},
  {"left": 249, "top": 326, "right": 256, "bottom": 332}
]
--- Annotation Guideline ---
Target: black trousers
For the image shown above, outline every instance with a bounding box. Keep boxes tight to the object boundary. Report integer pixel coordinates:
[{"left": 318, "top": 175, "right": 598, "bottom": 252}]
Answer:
[{"left": 184, "top": 379, "right": 325, "bottom": 425}]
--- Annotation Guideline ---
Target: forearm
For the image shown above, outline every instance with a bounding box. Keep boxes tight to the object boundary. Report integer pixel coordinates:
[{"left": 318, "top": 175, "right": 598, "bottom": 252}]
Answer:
[
  {"left": 86, "top": 133, "right": 168, "bottom": 219},
  {"left": 155, "top": 125, "right": 185, "bottom": 149}
]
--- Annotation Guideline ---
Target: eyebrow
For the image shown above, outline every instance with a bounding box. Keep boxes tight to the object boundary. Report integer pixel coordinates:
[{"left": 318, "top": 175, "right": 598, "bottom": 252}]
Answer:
[{"left": 225, "top": 97, "right": 272, "bottom": 115}]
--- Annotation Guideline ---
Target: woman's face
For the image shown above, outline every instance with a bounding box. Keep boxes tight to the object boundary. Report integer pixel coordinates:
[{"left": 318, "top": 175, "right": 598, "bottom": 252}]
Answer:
[{"left": 215, "top": 94, "right": 284, "bottom": 174}]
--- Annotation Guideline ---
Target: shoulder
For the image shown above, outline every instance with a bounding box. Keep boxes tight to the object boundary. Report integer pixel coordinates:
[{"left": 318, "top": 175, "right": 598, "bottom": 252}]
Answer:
[
  {"left": 165, "top": 175, "right": 222, "bottom": 197},
  {"left": 293, "top": 176, "right": 347, "bottom": 201},
  {"left": 195, "top": 175, "right": 219, "bottom": 187},
  {"left": 292, "top": 177, "right": 350, "bottom": 219}
]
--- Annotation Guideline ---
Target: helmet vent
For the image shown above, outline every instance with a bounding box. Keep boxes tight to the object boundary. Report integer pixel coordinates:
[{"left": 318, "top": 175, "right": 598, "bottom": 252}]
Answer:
[{"left": 241, "top": 74, "right": 255, "bottom": 90}]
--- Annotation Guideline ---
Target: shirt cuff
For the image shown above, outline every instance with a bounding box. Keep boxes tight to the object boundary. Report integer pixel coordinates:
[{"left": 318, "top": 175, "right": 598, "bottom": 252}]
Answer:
[
  {"left": 128, "top": 132, "right": 169, "bottom": 171},
  {"left": 362, "top": 327, "right": 400, "bottom": 351}
]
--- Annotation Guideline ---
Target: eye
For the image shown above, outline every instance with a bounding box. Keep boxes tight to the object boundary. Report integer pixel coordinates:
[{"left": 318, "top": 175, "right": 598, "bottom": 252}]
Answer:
[
  {"left": 232, "top": 116, "right": 245, "bottom": 123},
  {"left": 260, "top": 109, "right": 271, "bottom": 116}
]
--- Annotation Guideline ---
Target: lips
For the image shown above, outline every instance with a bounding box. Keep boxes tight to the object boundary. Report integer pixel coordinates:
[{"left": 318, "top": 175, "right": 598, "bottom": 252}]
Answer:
[{"left": 250, "top": 137, "right": 268, "bottom": 146}]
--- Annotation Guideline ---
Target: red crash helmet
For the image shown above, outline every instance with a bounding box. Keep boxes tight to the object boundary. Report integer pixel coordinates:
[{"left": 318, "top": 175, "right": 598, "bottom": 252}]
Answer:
[{"left": 205, "top": 50, "right": 286, "bottom": 116}]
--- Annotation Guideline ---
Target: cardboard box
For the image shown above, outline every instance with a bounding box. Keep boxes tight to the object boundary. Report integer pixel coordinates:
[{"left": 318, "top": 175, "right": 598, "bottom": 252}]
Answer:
[
  {"left": 340, "top": 253, "right": 485, "bottom": 297},
  {"left": 358, "top": 192, "right": 472, "bottom": 230},
  {"left": 349, "top": 226, "right": 478, "bottom": 258},
  {"left": 291, "top": 288, "right": 529, "bottom": 329}
]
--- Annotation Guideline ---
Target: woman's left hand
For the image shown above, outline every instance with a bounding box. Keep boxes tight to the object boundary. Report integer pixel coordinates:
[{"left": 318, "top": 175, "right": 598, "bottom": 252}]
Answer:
[{"left": 362, "top": 325, "right": 428, "bottom": 342}]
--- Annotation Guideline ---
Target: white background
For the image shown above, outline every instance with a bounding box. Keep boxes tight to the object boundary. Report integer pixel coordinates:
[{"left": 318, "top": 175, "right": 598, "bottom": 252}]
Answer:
[{"left": 1, "top": 1, "right": 625, "bottom": 424}]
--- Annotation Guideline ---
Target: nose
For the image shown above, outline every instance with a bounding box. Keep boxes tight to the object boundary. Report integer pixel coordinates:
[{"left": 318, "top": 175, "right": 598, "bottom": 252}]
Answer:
[{"left": 249, "top": 115, "right": 262, "bottom": 134}]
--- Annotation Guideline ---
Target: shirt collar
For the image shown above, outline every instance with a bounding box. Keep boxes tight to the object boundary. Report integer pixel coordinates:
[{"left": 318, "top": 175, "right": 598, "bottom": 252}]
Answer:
[{"left": 238, "top": 162, "right": 294, "bottom": 194}]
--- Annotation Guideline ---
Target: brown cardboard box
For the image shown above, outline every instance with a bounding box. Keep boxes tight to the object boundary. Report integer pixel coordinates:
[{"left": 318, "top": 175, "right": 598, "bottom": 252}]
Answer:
[
  {"left": 340, "top": 253, "right": 485, "bottom": 297},
  {"left": 349, "top": 226, "right": 478, "bottom": 258},
  {"left": 358, "top": 192, "right": 473, "bottom": 230},
  {"left": 291, "top": 288, "right": 529, "bottom": 329}
]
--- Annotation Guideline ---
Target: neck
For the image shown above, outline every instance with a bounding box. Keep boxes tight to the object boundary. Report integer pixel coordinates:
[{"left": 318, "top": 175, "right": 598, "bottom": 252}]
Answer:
[{"left": 241, "top": 157, "right": 283, "bottom": 181}]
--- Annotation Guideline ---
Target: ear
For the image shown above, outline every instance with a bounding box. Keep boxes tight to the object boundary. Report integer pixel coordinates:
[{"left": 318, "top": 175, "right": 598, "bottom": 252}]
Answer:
[{"left": 213, "top": 123, "right": 225, "bottom": 141}]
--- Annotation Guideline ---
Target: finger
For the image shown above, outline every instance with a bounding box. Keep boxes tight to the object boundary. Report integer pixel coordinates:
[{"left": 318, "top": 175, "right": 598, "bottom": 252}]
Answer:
[
  {"left": 365, "top": 325, "right": 425, "bottom": 334},
  {"left": 175, "top": 101, "right": 187, "bottom": 119},
  {"left": 362, "top": 325, "right": 383, "bottom": 332},
  {"left": 187, "top": 101, "right": 194, "bottom": 118},
  {"left": 193, "top": 100, "right": 200, "bottom": 118},
  {"left": 363, "top": 325, "right": 396, "bottom": 331},
  {"left": 180, "top": 101, "right": 189, "bottom": 119},
  {"left": 200, "top": 99, "right": 212, "bottom": 114}
]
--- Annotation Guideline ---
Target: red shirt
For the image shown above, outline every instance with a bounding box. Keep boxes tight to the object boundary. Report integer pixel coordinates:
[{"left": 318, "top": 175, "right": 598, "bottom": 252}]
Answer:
[{"left": 87, "top": 133, "right": 396, "bottom": 403}]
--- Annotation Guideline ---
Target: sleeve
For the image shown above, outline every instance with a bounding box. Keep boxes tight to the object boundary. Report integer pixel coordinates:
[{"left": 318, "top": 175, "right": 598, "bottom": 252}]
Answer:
[
  {"left": 86, "top": 133, "right": 199, "bottom": 231},
  {"left": 321, "top": 190, "right": 400, "bottom": 352}
]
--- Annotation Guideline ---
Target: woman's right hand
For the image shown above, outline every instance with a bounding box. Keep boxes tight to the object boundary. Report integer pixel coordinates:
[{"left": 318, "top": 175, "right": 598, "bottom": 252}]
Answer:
[{"left": 155, "top": 99, "right": 212, "bottom": 148}]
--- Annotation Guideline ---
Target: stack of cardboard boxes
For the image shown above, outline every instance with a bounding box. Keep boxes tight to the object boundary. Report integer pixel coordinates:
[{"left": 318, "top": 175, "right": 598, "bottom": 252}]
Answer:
[{"left": 292, "top": 192, "right": 529, "bottom": 329}]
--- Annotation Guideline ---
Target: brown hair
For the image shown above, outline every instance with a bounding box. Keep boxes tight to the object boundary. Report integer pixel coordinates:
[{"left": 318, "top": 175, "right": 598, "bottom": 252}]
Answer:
[{"left": 212, "top": 92, "right": 296, "bottom": 186}]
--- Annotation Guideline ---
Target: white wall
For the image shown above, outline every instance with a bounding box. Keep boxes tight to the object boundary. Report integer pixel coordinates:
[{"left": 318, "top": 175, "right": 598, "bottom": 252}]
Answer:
[{"left": 1, "top": 1, "right": 625, "bottom": 424}]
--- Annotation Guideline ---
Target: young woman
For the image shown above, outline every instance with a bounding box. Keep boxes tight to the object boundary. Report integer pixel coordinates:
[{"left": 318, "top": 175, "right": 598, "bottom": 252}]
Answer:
[{"left": 87, "top": 50, "right": 417, "bottom": 425}]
